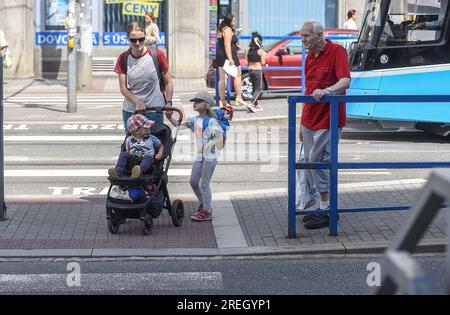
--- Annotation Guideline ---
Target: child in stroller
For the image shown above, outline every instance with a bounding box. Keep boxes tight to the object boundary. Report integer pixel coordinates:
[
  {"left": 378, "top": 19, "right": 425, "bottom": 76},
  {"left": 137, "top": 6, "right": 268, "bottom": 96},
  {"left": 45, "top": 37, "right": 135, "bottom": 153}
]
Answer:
[
  {"left": 106, "top": 108, "right": 185, "bottom": 235},
  {"left": 108, "top": 114, "right": 164, "bottom": 183}
]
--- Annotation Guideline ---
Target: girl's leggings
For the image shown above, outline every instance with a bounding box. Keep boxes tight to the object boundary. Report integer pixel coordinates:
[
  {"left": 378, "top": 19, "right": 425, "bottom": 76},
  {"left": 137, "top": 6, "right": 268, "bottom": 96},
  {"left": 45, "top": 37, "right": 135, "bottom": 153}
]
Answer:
[{"left": 190, "top": 160, "right": 218, "bottom": 212}]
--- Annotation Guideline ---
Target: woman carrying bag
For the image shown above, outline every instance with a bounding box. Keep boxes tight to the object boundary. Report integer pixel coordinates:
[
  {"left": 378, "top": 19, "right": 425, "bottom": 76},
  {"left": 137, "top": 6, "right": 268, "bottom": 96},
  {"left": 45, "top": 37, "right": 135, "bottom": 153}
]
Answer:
[{"left": 0, "top": 30, "right": 12, "bottom": 69}]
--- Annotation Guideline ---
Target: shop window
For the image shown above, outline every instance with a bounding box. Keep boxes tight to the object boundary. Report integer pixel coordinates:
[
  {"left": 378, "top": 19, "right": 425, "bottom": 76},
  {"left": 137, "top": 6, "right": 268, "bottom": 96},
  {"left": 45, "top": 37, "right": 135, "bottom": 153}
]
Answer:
[{"left": 45, "top": 0, "right": 68, "bottom": 31}]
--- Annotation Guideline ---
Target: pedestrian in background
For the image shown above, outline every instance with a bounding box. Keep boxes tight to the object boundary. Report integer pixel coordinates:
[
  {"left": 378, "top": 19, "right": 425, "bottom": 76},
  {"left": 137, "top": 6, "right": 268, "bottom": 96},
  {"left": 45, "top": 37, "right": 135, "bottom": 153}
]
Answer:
[
  {"left": 343, "top": 9, "right": 358, "bottom": 30},
  {"left": 0, "top": 29, "right": 12, "bottom": 69},
  {"left": 299, "top": 21, "right": 351, "bottom": 229},
  {"left": 144, "top": 12, "right": 160, "bottom": 46},
  {"left": 246, "top": 32, "right": 266, "bottom": 113},
  {"left": 114, "top": 22, "right": 174, "bottom": 128},
  {"left": 216, "top": 14, "right": 248, "bottom": 107}
]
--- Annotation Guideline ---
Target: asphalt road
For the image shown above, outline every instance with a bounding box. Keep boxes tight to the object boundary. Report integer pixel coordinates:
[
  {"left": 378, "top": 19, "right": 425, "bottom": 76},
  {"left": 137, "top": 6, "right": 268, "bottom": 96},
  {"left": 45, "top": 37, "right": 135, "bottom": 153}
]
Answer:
[
  {"left": 0, "top": 254, "right": 446, "bottom": 295},
  {"left": 4, "top": 93, "right": 450, "bottom": 197}
]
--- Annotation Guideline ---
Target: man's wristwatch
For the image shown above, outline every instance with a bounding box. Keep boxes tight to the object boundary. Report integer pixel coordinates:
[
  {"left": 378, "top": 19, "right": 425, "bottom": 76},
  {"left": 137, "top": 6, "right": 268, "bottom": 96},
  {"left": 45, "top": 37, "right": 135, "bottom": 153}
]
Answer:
[{"left": 325, "top": 88, "right": 335, "bottom": 95}]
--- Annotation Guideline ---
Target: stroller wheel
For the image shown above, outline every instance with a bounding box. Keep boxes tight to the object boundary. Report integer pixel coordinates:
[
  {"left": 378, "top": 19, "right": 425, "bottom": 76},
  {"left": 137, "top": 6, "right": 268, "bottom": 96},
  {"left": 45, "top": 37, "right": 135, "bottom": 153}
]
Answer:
[
  {"left": 171, "top": 200, "right": 184, "bottom": 227},
  {"left": 143, "top": 215, "right": 153, "bottom": 235},
  {"left": 107, "top": 218, "right": 120, "bottom": 234}
]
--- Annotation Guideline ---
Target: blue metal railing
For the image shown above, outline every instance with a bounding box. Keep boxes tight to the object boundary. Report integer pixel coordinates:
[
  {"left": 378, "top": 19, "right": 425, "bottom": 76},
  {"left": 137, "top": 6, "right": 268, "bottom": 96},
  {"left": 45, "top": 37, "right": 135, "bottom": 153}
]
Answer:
[
  {"left": 288, "top": 94, "right": 450, "bottom": 238},
  {"left": 214, "top": 35, "right": 358, "bottom": 104}
]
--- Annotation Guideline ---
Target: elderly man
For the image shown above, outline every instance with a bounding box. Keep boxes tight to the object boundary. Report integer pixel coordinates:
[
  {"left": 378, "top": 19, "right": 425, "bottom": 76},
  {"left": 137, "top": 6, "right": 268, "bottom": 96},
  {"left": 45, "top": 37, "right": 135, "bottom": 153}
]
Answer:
[{"left": 299, "top": 21, "right": 351, "bottom": 229}]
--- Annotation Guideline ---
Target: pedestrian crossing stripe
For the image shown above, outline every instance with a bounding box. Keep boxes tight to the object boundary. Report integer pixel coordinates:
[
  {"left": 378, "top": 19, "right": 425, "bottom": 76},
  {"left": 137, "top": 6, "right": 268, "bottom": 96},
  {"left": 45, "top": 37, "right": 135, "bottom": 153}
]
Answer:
[
  {"left": 0, "top": 272, "right": 223, "bottom": 292},
  {"left": 5, "top": 169, "right": 192, "bottom": 177}
]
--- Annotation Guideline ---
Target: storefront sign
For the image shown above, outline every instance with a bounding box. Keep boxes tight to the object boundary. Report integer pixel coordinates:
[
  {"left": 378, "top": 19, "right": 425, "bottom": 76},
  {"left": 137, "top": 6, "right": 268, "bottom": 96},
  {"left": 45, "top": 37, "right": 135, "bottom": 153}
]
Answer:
[
  {"left": 35, "top": 32, "right": 165, "bottom": 47},
  {"left": 122, "top": 1, "right": 160, "bottom": 17},
  {"left": 103, "top": 32, "right": 165, "bottom": 46},
  {"left": 106, "top": 0, "right": 161, "bottom": 3},
  {"left": 36, "top": 32, "right": 100, "bottom": 46}
]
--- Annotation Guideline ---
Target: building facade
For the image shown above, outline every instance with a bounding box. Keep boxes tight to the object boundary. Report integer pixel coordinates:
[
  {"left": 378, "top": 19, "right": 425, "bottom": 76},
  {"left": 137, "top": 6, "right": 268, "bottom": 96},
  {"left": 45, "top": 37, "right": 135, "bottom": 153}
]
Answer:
[{"left": 0, "top": 0, "right": 366, "bottom": 79}]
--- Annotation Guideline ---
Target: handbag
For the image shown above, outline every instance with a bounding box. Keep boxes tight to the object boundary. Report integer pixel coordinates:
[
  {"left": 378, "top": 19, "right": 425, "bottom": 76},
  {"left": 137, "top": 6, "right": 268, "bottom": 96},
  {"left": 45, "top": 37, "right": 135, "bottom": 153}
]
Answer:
[
  {"left": 2, "top": 48, "right": 12, "bottom": 69},
  {"left": 296, "top": 143, "right": 319, "bottom": 210}
]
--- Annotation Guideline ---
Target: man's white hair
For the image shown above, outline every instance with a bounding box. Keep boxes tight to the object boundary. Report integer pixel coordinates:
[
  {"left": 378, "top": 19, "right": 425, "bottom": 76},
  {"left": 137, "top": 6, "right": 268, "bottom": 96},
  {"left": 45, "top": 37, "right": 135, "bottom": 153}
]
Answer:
[{"left": 303, "top": 21, "right": 324, "bottom": 34}]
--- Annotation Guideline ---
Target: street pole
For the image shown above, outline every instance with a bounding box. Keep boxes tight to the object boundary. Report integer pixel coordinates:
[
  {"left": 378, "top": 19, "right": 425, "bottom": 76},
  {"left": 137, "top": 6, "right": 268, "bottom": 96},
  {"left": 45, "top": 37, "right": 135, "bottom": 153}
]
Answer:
[
  {"left": 0, "top": 54, "right": 7, "bottom": 221},
  {"left": 67, "top": 0, "right": 78, "bottom": 113},
  {"left": 77, "top": 0, "right": 93, "bottom": 91}
]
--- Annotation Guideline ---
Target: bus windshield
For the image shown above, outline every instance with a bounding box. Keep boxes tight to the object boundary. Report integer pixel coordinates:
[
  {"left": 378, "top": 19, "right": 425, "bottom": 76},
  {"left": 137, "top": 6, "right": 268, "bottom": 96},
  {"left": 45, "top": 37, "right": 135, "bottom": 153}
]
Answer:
[{"left": 379, "top": 0, "right": 448, "bottom": 45}]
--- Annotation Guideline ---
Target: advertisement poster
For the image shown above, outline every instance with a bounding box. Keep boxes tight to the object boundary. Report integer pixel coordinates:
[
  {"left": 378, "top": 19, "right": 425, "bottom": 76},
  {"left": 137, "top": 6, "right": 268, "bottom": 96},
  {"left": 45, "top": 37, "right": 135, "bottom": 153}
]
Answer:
[
  {"left": 45, "top": 0, "right": 68, "bottom": 31},
  {"left": 209, "top": 0, "right": 218, "bottom": 59}
]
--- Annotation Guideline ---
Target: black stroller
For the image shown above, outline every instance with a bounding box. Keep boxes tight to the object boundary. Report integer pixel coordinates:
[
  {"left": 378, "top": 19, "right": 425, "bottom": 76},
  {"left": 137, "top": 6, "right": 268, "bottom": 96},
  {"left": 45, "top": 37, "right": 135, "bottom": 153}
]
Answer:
[{"left": 106, "top": 107, "right": 184, "bottom": 235}]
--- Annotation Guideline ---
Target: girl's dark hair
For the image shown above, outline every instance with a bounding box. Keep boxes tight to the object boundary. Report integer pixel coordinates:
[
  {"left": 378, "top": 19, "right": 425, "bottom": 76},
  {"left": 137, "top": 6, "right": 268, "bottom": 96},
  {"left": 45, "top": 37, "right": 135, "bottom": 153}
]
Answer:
[
  {"left": 218, "top": 14, "right": 235, "bottom": 33},
  {"left": 249, "top": 32, "right": 263, "bottom": 50},
  {"left": 347, "top": 9, "right": 356, "bottom": 19}
]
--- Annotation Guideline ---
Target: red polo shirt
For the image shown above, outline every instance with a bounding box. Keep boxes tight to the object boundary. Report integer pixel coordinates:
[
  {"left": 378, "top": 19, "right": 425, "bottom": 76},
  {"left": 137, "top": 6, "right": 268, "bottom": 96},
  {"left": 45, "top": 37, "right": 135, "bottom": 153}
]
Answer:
[{"left": 302, "top": 40, "right": 350, "bottom": 130}]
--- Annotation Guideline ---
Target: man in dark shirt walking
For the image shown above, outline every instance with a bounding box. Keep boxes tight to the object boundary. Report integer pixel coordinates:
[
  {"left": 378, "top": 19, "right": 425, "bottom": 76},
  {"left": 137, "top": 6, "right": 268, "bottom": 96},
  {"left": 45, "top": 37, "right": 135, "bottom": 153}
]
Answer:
[{"left": 299, "top": 21, "right": 351, "bottom": 229}]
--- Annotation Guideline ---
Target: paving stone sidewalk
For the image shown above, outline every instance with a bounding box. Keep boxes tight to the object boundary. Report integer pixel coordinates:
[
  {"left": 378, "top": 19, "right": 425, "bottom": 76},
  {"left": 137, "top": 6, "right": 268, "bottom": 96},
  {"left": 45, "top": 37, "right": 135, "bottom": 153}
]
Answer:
[
  {"left": 0, "top": 181, "right": 447, "bottom": 252},
  {"left": 232, "top": 181, "right": 447, "bottom": 247},
  {"left": 0, "top": 198, "right": 216, "bottom": 250}
]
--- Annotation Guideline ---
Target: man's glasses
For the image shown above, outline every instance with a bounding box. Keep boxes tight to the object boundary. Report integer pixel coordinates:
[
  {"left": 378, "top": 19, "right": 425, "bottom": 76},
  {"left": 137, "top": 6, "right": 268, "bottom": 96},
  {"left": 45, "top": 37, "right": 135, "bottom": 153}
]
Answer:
[{"left": 129, "top": 37, "right": 145, "bottom": 44}]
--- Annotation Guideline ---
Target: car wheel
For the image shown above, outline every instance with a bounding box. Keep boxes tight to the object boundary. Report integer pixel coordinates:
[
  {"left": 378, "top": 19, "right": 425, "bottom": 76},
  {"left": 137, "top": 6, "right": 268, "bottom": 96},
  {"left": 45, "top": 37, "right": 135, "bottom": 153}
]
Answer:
[{"left": 241, "top": 73, "right": 254, "bottom": 102}]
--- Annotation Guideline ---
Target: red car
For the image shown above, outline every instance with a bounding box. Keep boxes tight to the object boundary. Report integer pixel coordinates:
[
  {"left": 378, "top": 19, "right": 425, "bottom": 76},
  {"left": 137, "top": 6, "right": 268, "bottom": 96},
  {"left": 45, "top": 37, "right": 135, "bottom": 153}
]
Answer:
[{"left": 206, "top": 29, "right": 359, "bottom": 100}]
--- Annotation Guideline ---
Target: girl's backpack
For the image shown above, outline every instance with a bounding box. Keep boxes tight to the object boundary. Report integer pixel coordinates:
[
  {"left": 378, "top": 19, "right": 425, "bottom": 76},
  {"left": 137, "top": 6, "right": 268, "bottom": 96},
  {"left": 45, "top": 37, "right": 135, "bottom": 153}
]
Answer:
[{"left": 202, "top": 107, "right": 233, "bottom": 146}]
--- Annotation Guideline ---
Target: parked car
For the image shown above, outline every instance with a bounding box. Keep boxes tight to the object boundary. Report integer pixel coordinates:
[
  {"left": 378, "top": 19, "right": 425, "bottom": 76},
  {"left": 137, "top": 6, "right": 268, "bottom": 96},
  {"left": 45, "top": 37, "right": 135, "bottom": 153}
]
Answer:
[{"left": 206, "top": 29, "right": 359, "bottom": 100}]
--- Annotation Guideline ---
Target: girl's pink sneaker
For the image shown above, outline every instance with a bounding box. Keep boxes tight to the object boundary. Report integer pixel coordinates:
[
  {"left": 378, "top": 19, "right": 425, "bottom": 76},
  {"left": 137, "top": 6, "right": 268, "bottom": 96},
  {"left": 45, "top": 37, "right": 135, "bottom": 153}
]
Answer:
[{"left": 191, "top": 209, "right": 212, "bottom": 222}]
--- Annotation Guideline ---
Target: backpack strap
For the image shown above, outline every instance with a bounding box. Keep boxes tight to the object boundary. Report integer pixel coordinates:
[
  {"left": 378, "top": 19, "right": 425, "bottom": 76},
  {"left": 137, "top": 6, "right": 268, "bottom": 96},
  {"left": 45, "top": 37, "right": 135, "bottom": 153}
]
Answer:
[
  {"left": 121, "top": 49, "right": 131, "bottom": 87},
  {"left": 149, "top": 45, "right": 167, "bottom": 94},
  {"left": 121, "top": 47, "right": 167, "bottom": 94},
  {"left": 202, "top": 116, "right": 211, "bottom": 134}
]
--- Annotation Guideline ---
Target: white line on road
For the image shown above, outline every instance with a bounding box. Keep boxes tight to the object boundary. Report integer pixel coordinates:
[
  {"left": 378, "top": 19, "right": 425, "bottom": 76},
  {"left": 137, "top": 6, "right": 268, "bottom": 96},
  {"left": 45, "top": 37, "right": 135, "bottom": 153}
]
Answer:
[
  {"left": 5, "top": 169, "right": 192, "bottom": 177},
  {"left": 0, "top": 272, "right": 223, "bottom": 292},
  {"left": 4, "top": 179, "right": 428, "bottom": 200},
  {"left": 5, "top": 135, "right": 192, "bottom": 142}
]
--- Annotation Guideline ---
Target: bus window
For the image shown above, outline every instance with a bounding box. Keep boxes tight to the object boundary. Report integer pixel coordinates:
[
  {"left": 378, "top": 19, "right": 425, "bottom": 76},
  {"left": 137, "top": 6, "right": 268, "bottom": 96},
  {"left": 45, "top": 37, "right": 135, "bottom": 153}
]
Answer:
[
  {"left": 359, "top": 0, "right": 383, "bottom": 45},
  {"left": 379, "top": 0, "right": 448, "bottom": 45}
]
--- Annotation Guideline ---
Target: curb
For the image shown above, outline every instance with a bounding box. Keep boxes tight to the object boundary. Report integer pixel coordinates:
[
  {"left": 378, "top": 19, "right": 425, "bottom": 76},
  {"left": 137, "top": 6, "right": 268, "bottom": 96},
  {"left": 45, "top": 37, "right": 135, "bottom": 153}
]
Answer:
[{"left": 0, "top": 239, "right": 446, "bottom": 259}]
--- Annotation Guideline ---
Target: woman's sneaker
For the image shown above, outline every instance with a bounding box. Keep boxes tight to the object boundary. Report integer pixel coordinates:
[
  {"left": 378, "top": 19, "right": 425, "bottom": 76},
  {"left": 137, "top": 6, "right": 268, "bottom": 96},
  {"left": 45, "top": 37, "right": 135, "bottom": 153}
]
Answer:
[
  {"left": 246, "top": 104, "right": 263, "bottom": 113},
  {"left": 108, "top": 168, "right": 119, "bottom": 178},
  {"left": 131, "top": 165, "right": 141, "bottom": 180},
  {"left": 252, "top": 105, "right": 263, "bottom": 112},
  {"left": 191, "top": 209, "right": 212, "bottom": 222}
]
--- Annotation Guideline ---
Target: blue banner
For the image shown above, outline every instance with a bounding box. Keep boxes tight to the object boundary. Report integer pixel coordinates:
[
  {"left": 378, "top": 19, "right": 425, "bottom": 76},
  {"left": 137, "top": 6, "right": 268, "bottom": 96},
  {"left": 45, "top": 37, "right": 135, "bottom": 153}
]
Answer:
[
  {"left": 35, "top": 32, "right": 166, "bottom": 47},
  {"left": 36, "top": 32, "right": 100, "bottom": 46},
  {"left": 103, "top": 32, "right": 166, "bottom": 46}
]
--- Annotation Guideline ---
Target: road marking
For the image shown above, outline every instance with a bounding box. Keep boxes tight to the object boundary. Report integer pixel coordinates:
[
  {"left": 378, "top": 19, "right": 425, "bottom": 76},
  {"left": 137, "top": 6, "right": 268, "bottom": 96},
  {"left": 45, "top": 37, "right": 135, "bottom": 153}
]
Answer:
[
  {"left": 4, "top": 135, "right": 191, "bottom": 142},
  {"left": 212, "top": 196, "right": 248, "bottom": 248},
  {"left": 0, "top": 272, "right": 223, "bottom": 292},
  {"left": 5, "top": 169, "right": 192, "bottom": 177},
  {"left": 338, "top": 172, "right": 392, "bottom": 175},
  {"left": 5, "top": 136, "right": 124, "bottom": 142},
  {"left": 5, "top": 179, "right": 428, "bottom": 200}
]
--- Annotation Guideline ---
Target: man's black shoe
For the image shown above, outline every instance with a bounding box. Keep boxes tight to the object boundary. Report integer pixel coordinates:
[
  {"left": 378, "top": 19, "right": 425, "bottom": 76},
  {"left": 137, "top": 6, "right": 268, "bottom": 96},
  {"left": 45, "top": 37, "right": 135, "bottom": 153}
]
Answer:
[{"left": 304, "top": 214, "right": 329, "bottom": 230}]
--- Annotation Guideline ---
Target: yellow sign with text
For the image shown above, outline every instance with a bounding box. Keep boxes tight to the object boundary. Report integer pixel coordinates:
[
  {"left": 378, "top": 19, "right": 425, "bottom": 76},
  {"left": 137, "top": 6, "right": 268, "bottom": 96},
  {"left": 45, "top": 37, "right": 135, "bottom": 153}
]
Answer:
[
  {"left": 106, "top": 0, "right": 162, "bottom": 3},
  {"left": 122, "top": 1, "right": 160, "bottom": 17}
]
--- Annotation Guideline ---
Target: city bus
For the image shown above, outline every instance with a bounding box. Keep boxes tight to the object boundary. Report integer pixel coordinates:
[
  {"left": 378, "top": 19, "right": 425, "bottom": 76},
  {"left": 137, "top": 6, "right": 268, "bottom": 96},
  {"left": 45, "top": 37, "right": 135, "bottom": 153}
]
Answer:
[{"left": 347, "top": 0, "right": 450, "bottom": 135}]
